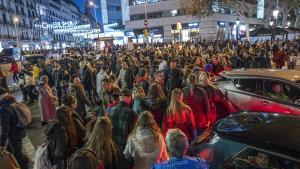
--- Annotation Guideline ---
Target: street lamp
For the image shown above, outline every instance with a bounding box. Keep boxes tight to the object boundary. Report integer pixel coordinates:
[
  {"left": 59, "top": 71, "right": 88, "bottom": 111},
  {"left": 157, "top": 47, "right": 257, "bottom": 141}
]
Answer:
[
  {"left": 89, "top": 1, "right": 100, "bottom": 43},
  {"left": 236, "top": 18, "right": 240, "bottom": 40},
  {"left": 272, "top": 8, "right": 279, "bottom": 43},
  {"left": 13, "top": 16, "right": 20, "bottom": 48}
]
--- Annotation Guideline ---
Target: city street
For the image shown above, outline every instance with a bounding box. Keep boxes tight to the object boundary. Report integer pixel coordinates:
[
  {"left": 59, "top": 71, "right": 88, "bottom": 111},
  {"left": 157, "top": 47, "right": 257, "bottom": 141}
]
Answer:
[{"left": 0, "top": 0, "right": 300, "bottom": 168}]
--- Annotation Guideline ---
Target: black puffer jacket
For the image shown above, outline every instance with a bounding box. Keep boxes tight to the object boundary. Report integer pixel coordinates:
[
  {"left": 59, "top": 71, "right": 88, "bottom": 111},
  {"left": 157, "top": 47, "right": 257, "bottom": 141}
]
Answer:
[
  {"left": 69, "top": 84, "right": 92, "bottom": 121},
  {"left": 142, "top": 97, "right": 167, "bottom": 128},
  {"left": 166, "top": 68, "right": 183, "bottom": 97},
  {"left": 46, "top": 122, "right": 69, "bottom": 168},
  {"left": 0, "top": 96, "right": 26, "bottom": 147},
  {"left": 81, "top": 66, "right": 95, "bottom": 91}
]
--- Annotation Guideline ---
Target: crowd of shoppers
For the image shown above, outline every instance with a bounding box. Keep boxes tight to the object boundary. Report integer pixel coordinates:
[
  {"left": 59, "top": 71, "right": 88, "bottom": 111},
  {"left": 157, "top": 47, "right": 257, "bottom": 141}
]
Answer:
[{"left": 0, "top": 38, "right": 299, "bottom": 169}]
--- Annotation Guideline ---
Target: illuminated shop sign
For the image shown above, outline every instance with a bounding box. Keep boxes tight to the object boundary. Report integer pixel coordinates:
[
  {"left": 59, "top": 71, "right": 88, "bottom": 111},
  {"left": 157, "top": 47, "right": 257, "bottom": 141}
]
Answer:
[
  {"left": 218, "top": 21, "right": 226, "bottom": 27},
  {"left": 35, "top": 21, "right": 78, "bottom": 30},
  {"left": 171, "top": 22, "right": 199, "bottom": 30},
  {"left": 53, "top": 24, "right": 91, "bottom": 34},
  {"left": 188, "top": 22, "right": 199, "bottom": 28}
]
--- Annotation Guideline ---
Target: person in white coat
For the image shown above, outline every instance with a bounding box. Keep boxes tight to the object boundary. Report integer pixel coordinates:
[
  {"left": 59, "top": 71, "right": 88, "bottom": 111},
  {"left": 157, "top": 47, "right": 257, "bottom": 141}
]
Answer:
[
  {"left": 96, "top": 65, "right": 109, "bottom": 96},
  {"left": 124, "top": 111, "right": 169, "bottom": 169}
]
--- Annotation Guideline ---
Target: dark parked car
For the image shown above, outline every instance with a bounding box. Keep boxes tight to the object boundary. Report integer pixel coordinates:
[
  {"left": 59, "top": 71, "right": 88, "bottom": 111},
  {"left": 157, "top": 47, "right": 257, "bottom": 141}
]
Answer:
[
  {"left": 216, "top": 69, "right": 300, "bottom": 115},
  {"left": 0, "top": 48, "right": 21, "bottom": 63},
  {"left": 188, "top": 111, "right": 300, "bottom": 169},
  {"left": 21, "top": 54, "right": 46, "bottom": 66}
]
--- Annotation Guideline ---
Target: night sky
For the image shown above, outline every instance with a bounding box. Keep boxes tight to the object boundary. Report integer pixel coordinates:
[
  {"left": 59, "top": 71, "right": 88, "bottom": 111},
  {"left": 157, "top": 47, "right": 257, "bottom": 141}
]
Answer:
[{"left": 75, "top": 0, "right": 103, "bottom": 24}]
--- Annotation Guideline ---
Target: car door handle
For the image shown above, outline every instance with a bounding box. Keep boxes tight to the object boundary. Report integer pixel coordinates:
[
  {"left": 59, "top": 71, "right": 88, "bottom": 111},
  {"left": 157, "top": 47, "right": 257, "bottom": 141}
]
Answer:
[{"left": 262, "top": 101, "right": 271, "bottom": 106}]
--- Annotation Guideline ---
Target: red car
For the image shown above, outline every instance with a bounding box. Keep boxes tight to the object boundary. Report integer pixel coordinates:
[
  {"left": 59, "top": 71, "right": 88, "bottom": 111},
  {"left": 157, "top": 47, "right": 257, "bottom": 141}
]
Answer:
[{"left": 216, "top": 69, "right": 300, "bottom": 115}]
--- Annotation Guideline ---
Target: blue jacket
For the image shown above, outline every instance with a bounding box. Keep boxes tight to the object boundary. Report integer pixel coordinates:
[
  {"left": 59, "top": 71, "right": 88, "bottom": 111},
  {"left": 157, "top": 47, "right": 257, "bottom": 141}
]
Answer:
[{"left": 152, "top": 156, "right": 209, "bottom": 169}]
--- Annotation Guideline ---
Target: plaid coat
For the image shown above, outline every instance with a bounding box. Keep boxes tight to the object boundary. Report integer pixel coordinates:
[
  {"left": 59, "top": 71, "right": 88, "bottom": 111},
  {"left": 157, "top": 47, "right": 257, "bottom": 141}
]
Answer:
[{"left": 110, "top": 101, "right": 137, "bottom": 150}]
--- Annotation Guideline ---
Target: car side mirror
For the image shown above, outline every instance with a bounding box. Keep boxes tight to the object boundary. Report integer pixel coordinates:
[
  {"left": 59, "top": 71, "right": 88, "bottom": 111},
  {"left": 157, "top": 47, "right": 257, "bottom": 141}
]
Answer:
[{"left": 295, "top": 99, "right": 300, "bottom": 106}]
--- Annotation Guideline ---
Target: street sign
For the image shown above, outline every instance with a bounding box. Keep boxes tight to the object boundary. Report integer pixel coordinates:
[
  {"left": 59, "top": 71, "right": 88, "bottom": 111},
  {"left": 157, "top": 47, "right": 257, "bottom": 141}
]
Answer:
[{"left": 144, "top": 19, "right": 148, "bottom": 27}]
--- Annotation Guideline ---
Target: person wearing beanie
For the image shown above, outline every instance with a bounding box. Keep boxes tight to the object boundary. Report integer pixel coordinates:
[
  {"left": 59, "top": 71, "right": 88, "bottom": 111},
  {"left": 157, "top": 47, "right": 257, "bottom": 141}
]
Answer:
[{"left": 0, "top": 87, "right": 29, "bottom": 169}]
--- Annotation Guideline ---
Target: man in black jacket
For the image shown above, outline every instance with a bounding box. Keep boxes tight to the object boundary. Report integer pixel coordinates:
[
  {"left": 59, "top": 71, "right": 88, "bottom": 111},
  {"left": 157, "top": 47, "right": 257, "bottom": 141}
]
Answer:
[
  {"left": 0, "top": 87, "right": 28, "bottom": 169},
  {"left": 81, "top": 62, "right": 96, "bottom": 106},
  {"left": 52, "top": 62, "right": 64, "bottom": 105}
]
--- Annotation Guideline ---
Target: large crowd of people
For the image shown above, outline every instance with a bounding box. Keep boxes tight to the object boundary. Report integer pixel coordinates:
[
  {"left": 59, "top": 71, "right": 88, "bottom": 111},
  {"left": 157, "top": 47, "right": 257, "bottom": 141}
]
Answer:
[{"left": 0, "top": 38, "right": 299, "bottom": 169}]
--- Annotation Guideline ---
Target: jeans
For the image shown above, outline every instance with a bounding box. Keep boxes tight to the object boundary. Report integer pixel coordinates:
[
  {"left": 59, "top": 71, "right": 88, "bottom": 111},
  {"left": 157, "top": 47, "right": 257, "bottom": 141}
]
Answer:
[
  {"left": 86, "top": 90, "right": 95, "bottom": 107},
  {"left": 20, "top": 84, "right": 28, "bottom": 101},
  {"left": 56, "top": 87, "right": 62, "bottom": 106},
  {"left": 27, "top": 85, "right": 36, "bottom": 102},
  {"left": 13, "top": 73, "right": 19, "bottom": 83},
  {"left": 9, "top": 129, "right": 28, "bottom": 169}
]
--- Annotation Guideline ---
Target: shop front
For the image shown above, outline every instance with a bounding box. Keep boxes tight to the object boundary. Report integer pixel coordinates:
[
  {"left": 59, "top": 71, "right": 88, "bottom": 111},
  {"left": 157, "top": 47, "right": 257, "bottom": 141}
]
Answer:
[{"left": 171, "top": 22, "right": 200, "bottom": 42}]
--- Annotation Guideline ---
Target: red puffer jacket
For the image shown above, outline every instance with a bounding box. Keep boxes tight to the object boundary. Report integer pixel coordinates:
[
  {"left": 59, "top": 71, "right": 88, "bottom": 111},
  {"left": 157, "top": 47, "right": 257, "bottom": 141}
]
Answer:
[
  {"left": 272, "top": 50, "right": 286, "bottom": 69},
  {"left": 10, "top": 63, "right": 19, "bottom": 73}
]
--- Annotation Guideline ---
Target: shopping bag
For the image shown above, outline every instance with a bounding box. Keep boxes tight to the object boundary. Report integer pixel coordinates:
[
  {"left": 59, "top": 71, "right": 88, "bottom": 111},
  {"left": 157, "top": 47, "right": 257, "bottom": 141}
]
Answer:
[
  {"left": 22, "top": 134, "right": 35, "bottom": 162},
  {"left": 0, "top": 151, "right": 21, "bottom": 169}
]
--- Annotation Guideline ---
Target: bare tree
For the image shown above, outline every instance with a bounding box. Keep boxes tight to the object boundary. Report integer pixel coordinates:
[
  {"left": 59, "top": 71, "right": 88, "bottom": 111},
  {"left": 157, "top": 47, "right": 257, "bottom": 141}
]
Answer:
[
  {"left": 283, "top": 0, "right": 300, "bottom": 27},
  {"left": 181, "top": 0, "right": 263, "bottom": 40}
]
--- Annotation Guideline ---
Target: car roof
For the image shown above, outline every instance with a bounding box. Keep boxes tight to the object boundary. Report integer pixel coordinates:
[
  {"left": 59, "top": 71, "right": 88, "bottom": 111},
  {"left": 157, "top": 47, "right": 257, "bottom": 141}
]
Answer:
[
  {"left": 215, "top": 111, "right": 300, "bottom": 160},
  {"left": 23, "top": 54, "right": 45, "bottom": 57},
  {"left": 221, "top": 69, "right": 300, "bottom": 82}
]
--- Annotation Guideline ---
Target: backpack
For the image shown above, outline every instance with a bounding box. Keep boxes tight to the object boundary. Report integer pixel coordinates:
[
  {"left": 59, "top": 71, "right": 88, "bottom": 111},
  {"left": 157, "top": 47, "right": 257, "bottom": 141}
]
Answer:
[
  {"left": 10, "top": 102, "right": 32, "bottom": 128},
  {"left": 33, "top": 143, "right": 52, "bottom": 169}
]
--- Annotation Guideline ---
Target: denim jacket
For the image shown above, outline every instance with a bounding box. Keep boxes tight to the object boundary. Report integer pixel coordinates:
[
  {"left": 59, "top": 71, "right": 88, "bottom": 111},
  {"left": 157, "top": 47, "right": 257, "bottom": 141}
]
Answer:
[{"left": 152, "top": 156, "right": 209, "bottom": 169}]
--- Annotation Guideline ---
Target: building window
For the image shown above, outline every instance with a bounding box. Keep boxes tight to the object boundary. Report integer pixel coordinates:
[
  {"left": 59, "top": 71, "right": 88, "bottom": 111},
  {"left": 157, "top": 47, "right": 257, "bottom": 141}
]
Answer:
[{"left": 107, "top": 5, "right": 121, "bottom": 11}]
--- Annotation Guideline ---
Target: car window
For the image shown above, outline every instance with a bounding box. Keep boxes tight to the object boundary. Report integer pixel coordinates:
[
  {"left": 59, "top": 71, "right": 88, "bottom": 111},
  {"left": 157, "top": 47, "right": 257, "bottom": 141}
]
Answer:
[
  {"left": 264, "top": 80, "right": 300, "bottom": 106},
  {"left": 189, "top": 134, "right": 246, "bottom": 169},
  {"left": 233, "top": 79, "right": 263, "bottom": 95},
  {"left": 0, "top": 48, "right": 13, "bottom": 56},
  {"left": 222, "top": 148, "right": 300, "bottom": 169}
]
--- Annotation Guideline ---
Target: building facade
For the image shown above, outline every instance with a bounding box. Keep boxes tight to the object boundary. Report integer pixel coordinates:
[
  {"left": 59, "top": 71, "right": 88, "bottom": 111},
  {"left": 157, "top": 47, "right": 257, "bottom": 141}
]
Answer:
[
  {"left": 97, "top": 0, "right": 124, "bottom": 26},
  {"left": 0, "top": 0, "right": 40, "bottom": 50},
  {"left": 36, "top": 0, "right": 91, "bottom": 49},
  {"left": 125, "top": 0, "right": 265, "bottom": 43}
]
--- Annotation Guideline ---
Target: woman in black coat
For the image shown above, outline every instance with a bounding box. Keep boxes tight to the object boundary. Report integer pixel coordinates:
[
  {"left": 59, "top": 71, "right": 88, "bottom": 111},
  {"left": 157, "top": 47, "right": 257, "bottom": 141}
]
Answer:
[
  {"left": 69, "top": 78, "right": 92, "bottom": 123},
  {"left": 61, "top": 95, "right": 86, "bottom": 148},
  {"left": 46, "top": 106, "right": 79, "bottom": 169},
  {"left": 166, "top": 67, "right": 183, "bottom": 97}
]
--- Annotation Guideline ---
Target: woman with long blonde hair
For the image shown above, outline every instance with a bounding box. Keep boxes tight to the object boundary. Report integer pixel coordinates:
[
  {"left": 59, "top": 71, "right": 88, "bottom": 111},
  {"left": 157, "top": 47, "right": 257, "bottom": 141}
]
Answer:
[
  {"left": 124, "top": 111, "right": 168, "bottom": 169},
  {"left": 86, "top": 117, "right": 129, "bottom": 169},
  {"left": 163, "top": 88, "right": 196, "bottom": 141}
]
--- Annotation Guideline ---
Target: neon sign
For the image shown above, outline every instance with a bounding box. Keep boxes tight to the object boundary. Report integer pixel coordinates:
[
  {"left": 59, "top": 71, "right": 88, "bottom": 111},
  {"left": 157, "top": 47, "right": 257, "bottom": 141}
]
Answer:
[{"left": 35, "top": 21, "right": 78, "bottom": 30}]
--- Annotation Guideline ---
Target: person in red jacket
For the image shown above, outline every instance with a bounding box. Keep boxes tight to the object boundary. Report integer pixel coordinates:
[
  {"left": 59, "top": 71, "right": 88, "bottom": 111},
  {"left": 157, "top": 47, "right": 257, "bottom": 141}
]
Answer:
[
  {"left": 272, "top": 44, "right": 286, "bottom": 69},
  {"left": 163, "top": 88, "right": 196, "bottom": 142},
  {"left": 212, "top": 56, "right": 224, "bottom": 76},
  {"left": 9, "top": 61, "right": 19, "bottom": 83}
]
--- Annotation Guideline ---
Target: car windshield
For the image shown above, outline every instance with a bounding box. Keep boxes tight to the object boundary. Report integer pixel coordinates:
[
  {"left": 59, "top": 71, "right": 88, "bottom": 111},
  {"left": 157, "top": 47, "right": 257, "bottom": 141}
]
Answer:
[
  {"left": 216, "top": 112, "right": 276, "bottom": 132},
  {"left": 188, "top": 133, "right": 246, "bottom": 169}
]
